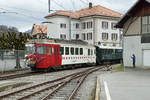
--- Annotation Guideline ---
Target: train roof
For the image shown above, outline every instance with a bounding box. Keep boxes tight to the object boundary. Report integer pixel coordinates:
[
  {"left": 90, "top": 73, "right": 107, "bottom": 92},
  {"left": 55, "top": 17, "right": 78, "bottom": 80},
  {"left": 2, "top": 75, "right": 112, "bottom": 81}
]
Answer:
[{"left": 26, "top": 39, "right": 92, "bottom": 46}]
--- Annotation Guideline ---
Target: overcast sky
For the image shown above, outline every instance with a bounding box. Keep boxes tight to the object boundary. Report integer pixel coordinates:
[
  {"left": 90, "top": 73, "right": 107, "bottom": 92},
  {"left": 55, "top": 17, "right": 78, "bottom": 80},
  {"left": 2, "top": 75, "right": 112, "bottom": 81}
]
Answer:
[{"left": 0, "top": 0, "right": 137, "bottom": 32}]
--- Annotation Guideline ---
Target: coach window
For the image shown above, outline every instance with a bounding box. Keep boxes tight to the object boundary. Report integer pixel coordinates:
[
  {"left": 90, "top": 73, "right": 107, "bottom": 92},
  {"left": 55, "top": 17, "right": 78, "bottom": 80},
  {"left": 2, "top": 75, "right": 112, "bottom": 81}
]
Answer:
[
  {"left": 37, "top": 46, "right": 46, "bottom": 55},
  {"left": 47, "top": 47, "right": 51, "bottom": 55},
  {"left": 65, "top": 47, "right": 69, "bottom": 55},
  {"left": 75, "top": 48, "right": 79, "bottom": 55},
  {"left": 88, "top": 49, "right": 90, "bottom": 55},
  {"left": 71, "top": 47, "right": 74, "bottom": 55},
  {"left": 60, "top": 47, "right": 64, "bottom": 55},
  {"left": 80, "top": 48, "right": 83, "bottom": 55},
  {"left": 94, "top": 49, "right": 96, "bottom": 54},
  {"left": 91, "top": 49, "right": 93, "bottom": 55}
]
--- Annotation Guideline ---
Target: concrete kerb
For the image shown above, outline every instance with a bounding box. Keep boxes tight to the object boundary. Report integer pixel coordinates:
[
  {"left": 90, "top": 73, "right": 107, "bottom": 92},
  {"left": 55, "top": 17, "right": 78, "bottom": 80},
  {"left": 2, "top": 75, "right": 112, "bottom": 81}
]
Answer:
[{"left": 95, "top": 76, "right": 100, "bottom": 100}]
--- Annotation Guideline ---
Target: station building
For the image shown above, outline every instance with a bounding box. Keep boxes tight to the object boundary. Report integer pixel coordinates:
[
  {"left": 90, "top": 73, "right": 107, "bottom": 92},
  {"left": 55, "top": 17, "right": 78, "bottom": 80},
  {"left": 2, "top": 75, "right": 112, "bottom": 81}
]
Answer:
[
  {"left": 116, "top": 0, "right": 150, "bottom": 67},
  {"left": 44, "top": 3, "right": 122, "bottom": 48}
]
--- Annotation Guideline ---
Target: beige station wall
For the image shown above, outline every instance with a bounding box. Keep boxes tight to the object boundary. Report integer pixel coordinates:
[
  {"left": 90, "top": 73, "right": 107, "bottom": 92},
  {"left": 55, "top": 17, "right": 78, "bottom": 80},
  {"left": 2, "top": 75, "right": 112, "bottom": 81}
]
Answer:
[{"left": 123, "top": 17, "right": 141, "bottom": 35}]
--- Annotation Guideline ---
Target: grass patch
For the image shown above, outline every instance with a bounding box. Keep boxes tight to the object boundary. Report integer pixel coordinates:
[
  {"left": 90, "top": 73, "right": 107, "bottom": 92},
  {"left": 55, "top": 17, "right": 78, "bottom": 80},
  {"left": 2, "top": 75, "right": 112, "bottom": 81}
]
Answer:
[
  {"left": 113, "top": 64, "right": 124, "bottom": 72},
  {"left": 0, "top": 82, "right": 31, "bottom": 92}
]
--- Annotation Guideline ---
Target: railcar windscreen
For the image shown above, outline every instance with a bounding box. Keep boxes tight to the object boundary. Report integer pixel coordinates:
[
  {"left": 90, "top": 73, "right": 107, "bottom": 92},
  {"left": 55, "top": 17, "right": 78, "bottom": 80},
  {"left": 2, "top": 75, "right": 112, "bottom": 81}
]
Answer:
[
  {"left": 37, "top": 46, "right": 47, "bottom": 55},
  {"left": 25, "top": 46, "right": 35, "bottom": 55}
]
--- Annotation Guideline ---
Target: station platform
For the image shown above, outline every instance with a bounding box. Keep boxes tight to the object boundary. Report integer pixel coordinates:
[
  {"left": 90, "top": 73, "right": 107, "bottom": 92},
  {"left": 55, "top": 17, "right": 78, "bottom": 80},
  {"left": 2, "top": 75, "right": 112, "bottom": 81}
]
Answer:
[{"left": 99, "top": 67, "right": 150, "bottom": 100}]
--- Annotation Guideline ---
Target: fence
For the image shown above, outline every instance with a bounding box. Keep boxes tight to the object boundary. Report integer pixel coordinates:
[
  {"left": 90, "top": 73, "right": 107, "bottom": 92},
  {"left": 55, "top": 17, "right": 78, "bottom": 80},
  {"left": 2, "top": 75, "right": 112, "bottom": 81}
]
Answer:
[{"left": 0, "top": 50, "right": 28, "bottom": 71}]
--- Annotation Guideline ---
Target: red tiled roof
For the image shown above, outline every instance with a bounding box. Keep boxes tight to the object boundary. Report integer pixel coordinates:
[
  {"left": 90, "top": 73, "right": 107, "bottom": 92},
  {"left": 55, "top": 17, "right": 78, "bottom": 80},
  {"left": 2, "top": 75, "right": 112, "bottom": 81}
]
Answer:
[
  {"left": 32, "top": 24, "right": 47, "bottom": 35},
  {"left": 45, "top": 5, "right": 122, "bottom": 19}
]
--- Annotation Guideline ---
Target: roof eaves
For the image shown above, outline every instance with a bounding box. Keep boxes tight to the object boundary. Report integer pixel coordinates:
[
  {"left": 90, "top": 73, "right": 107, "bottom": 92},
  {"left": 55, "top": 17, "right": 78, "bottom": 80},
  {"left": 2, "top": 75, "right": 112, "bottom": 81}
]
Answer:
[{"left": 115, "top": 0, "right": 145, "bottom": 28}]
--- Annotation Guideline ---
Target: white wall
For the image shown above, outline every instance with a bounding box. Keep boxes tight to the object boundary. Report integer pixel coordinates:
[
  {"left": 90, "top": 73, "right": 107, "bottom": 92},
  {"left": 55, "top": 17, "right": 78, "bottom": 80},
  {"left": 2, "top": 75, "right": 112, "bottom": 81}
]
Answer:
[
  {"left": 97, "top": 18, "right": 121, "bottom": 47},
  {"left": 123, "top": 36, "right": 142, "bottom": 67},
  {"left": 80, "top": 18, "right": 94, "bottom": 44},
  {"left": 71, "top": 19, "right": 81, "bottom": 40},
  {"left": 47, "top": 16, "right": 70, "bottom": 39},
  {"left": 46, "top": 16, "right": 121, "bottom": 47}
]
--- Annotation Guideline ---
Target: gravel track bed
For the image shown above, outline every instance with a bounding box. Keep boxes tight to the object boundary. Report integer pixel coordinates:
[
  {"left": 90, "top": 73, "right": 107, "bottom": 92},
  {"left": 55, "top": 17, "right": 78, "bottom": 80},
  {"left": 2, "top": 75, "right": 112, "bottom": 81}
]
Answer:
[
  {"left": 74, "top": 67, "right": 108, "bottom": 100},
  {"left": 0, "top": 67, "right": 93, "bottom": 97}
]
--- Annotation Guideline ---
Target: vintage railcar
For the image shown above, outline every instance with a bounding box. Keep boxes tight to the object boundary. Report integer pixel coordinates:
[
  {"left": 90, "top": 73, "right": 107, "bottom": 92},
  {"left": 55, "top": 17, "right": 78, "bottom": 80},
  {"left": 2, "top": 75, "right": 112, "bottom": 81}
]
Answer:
[
  {"left": 25, "top": 39, "right": 96, "bottom": 71},
  {"left": 96, "top": 46, "right": 122, "bottom": 65}
]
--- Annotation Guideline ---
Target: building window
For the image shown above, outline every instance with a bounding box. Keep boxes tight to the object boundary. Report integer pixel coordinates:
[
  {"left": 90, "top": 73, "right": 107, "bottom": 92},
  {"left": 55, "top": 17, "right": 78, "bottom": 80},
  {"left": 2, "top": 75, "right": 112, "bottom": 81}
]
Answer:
[
  {"left": 111, "top": 23, "right": 116, "bottom": 30},
  {"left": 87, "top": 33, "right": 92, "bottom": 40},
  {"left": 111, "top": 33, "right": 118, "bottom": 41},
  {"left": 82, "top": 33, "right": 86, "bottom": 40},
  {"left": 88, "top": 49, "right": 90, "bottom": 55},
  {"left": 60, "top": 34, "right": 66, "bottom": 39},
  {"left": 142, "top": 16, "right": 150, "bottom": 34},
  {"left": 102, "top": 33, "right": 108, "bottom": 40},
  {"left": 75, "top": 34, "right": 79, "bottom": 40},
  {"left": 82, "top": 22, "right": 86, "bottom": 29},
  {"left": 75, "top": 23, "right": 80, "bottom": 29},
  {"left": 60, "top": 23, "right": 66, "bottom": 28},
  {"left": 102, "top": 21, "right": 108, "bottom": 29}
]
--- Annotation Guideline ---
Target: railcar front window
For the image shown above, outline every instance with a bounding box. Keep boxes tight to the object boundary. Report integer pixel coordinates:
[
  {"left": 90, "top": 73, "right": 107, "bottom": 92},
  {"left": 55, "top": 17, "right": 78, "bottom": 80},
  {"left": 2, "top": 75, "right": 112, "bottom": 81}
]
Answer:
[
  {"left": 25, "top": 46, "right": 31, "bottom": 54},
  {"left": 37, "top": 46, "right": 46, "bottom": 55},
  {"left": 25, "top": 46, "right": 35, "bottom": 54}
]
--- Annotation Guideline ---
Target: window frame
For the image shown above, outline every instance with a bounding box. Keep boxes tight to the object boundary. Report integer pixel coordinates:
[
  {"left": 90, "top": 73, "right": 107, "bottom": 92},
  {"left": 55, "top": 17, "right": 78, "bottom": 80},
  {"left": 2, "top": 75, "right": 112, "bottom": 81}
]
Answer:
[
  {"left": 142, "top": 16, "right": 150, "bottom": 34},
  {"left": 80, "top": 48, "right": 83, "bottom": 55},
  {"left": 70, "top": 47, "right": 74, "bottom": 55},
  {"left": 60, "top": 47, "right": 64, "bottom": 55},
  {"left": 65, "top": 47, "right": 69, "bottom": 55},
  {"left": 75, "top": 48, "right": 79, "bottom": 55},
  {"left": 102, "top": 33, "right": 108, "bottom": 40},
  {"left": 102, "top": 21, "right": 108, "bottom": 29}
]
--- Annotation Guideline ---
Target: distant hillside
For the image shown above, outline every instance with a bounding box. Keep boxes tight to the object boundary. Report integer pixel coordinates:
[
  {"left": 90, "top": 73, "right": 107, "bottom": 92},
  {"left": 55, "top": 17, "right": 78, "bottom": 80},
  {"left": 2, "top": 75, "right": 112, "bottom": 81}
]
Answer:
[{"left": 0, "top": 25, "right": 18, "bottom": 34}]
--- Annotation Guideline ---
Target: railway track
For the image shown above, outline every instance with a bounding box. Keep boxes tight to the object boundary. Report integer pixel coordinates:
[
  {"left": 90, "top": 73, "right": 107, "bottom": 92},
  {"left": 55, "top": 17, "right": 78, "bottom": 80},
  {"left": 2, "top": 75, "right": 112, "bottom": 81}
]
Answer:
[
  {"left": 0, "top": 66, "right": 105, "bottom": 100},
  {"left": 0, "top": 71, "right": 44, "bottom": 81}
]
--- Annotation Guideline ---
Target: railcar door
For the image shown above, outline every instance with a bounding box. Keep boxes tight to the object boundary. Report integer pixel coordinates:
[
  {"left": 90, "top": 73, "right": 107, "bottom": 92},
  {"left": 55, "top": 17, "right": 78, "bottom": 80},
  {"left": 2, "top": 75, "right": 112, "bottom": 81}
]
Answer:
[
  {"left": 51, "top": 45, "right": 61, "bottom": 66},
  {"left": 54, "top": 45, "right": 61, "bottom": 66},
  {"left": 35, "top": 44, "right": 48, "bottom": 69},
  {"left": 46, "top": 44, "right": 53, "bottom": 67}
]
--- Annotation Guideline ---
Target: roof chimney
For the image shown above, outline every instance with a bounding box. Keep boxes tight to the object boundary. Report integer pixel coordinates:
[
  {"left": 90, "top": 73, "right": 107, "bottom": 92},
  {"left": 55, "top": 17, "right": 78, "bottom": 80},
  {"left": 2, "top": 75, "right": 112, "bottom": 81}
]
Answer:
[{"left": 89, "top": 2, "right": 92, "bottom": 9}]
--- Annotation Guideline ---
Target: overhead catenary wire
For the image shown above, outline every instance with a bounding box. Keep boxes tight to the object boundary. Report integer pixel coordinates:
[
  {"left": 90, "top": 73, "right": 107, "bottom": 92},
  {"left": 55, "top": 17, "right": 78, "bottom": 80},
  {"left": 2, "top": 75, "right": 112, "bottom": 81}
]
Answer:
[
  {"left": 70, "top": 0, "right": 76, "bottom": 11},
  {"left": 0, "top": 8, "right": 43, "bottom": 21},
  {"left": 79, "top": 0, "right": 89, "bottom": 5},
  {"left": 0, "top": 4, "right": 46, "bottom": 14},
  {"left": 52, "top": 0, "right": 66, "bottom": 10}
]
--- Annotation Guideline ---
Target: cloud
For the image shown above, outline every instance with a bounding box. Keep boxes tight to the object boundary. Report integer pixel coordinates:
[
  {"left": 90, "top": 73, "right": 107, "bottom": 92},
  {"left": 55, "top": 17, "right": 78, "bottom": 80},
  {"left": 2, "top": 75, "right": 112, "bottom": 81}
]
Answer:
[{"left": 0, "top": 0, "right": 138, "bottom": 32}]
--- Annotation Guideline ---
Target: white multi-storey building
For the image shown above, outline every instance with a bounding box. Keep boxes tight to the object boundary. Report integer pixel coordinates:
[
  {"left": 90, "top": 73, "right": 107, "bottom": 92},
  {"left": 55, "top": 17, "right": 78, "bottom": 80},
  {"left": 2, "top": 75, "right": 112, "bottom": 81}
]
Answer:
[{"left": 45, "top": 3, "right": 122, "bottom": 47}]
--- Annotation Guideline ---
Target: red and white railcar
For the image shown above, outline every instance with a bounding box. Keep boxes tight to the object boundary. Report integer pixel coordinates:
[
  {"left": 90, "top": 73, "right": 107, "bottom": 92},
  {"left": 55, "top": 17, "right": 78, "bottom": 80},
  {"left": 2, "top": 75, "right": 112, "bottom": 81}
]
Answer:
[{"left": 25, "top": 39, "right": 96, "bottom": 71}]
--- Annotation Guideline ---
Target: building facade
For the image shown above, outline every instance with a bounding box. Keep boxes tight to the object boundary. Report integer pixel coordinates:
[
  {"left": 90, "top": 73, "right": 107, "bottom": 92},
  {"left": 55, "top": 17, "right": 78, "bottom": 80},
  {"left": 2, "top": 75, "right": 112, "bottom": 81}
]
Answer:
[
  {"left": 31, "top": 24, "right": 47, "bottom": 38},
  {"left": 116, "top": 0, "right": 150, "bottom": 67},
  {"left": 45, "top": 3, "right": 122, "bottom": 47}
]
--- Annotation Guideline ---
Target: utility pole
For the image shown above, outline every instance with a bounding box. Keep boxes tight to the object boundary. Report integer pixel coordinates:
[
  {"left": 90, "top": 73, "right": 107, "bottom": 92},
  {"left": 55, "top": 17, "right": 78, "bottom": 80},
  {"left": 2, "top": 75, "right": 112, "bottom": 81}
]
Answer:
[
  {"left": 69, "top": 15, "right": 71, "bottom": 40},
  {"left": 48, "top": 0, "right": 51, "bottom": 13}
]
